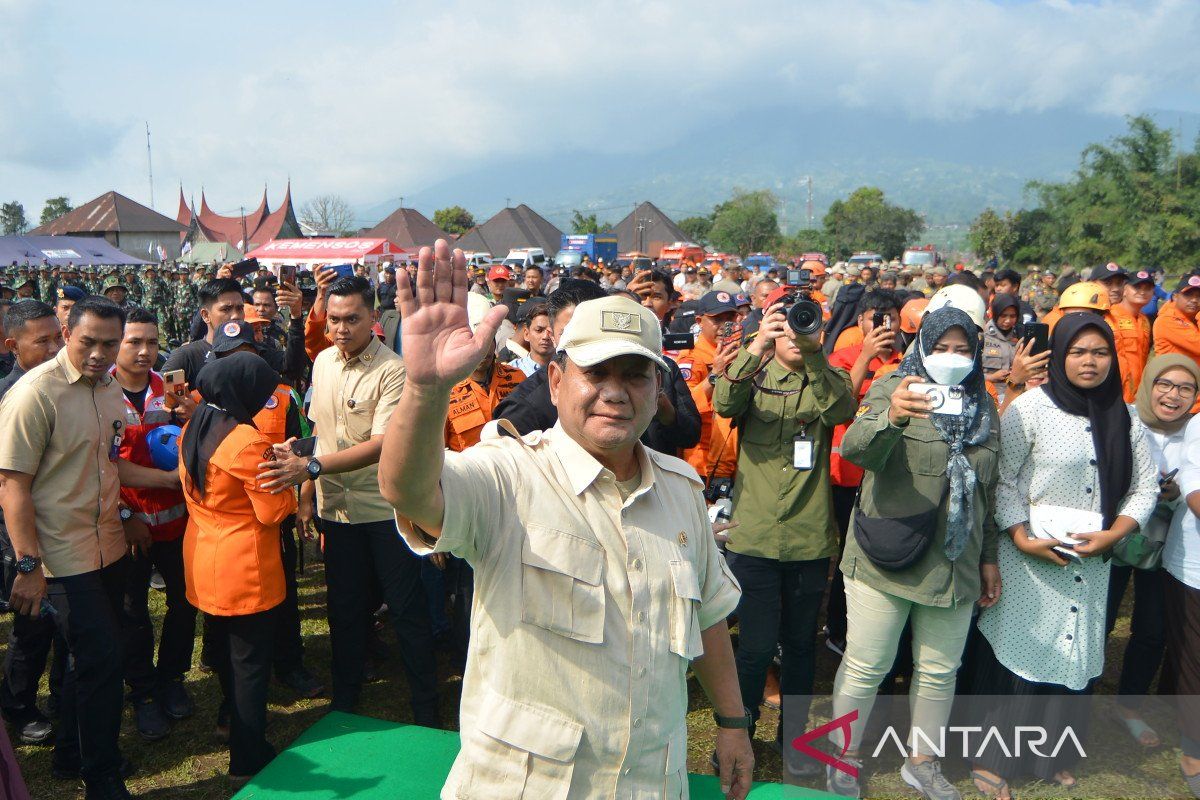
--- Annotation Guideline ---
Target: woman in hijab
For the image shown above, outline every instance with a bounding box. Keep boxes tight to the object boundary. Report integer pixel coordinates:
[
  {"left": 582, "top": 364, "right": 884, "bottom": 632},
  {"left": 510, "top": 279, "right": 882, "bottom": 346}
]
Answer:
[
  {"left": 970, "top": 314, "right": 1159, "bottom": 798},
  {"left": 1106, "top": 355, "right": 1199, "bottom": 748},
  {"left": 983, "top": 293, "right": 1020, "bottom": 391},
  {"left": 825, "top": 307, "right": 1002, "bottom": 799},
  {"left": 180, "top": 352, "right": 297, "bottom": 782}
]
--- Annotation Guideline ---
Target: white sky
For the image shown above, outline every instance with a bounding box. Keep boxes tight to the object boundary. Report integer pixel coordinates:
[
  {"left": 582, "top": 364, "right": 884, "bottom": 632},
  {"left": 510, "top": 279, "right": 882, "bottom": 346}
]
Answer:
[{"left": 1, "top": 0, "right": 1197, "bottom": 218}]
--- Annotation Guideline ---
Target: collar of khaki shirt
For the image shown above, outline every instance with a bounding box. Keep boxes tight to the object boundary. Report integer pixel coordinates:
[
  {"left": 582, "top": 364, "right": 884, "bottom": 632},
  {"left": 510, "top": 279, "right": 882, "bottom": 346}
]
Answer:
[
  {"left": 335, "top": 335, "right": 383, "bottom": 366},
  {"left": 56, "top": 346, "right": 111, "bottom": 388},
  {"left": 543, "top": 422, "right": 701, "bottom": 500}
]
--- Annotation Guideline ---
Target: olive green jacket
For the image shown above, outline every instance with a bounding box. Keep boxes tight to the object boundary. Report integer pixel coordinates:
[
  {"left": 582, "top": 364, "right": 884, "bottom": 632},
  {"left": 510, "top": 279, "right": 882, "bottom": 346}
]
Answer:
[
  {"left": 839, "top": 371, "right": 1001, "bottom": 607},
  {"left": 713, "top": 348, "right": 857, "bottom": 562}
]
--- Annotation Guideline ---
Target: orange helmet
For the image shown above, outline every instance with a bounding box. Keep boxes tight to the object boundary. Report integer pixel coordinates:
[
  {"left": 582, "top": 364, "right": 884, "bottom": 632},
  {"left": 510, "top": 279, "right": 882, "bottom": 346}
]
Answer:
[
  {"left": 1058, "top": 280, "right": 1110, "bottom": 312},
  {"left": 900, "top": 298, "right": 929, "bottom": 333}
]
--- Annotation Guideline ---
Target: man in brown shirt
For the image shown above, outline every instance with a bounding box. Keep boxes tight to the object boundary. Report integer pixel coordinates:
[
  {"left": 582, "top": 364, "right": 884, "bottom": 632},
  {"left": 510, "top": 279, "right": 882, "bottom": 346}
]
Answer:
[
  {"left": 258, "top": 276, "right": 439, "bottom": 723},
  {"left": 0, "top": 297, "right": 174, "bottom": 800}
]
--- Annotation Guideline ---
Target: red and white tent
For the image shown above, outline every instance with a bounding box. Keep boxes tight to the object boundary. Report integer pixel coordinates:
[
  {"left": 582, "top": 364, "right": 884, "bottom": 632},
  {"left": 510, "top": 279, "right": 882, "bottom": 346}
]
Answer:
[{"left": 246, "top": 238, "right": 409, "bottom": 268}]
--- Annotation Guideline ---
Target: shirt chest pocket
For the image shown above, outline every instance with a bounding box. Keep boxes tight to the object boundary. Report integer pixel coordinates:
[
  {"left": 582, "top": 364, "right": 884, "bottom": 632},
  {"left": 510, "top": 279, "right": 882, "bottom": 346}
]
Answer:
[
  {"left": 343, "top": 398, "right": 377, "bottom": 441},
  {"left": 520, "top": 525, "right": 605, "bottom": 644},
  {"left": 900, "top": 424, "right": 946, "bottom": 477},
  {"left": 740, "top": 401, "right": 784, "bottom": 446},
  {"left": 971, "top": 437, "right": 1001, "bottom": 485},
  {"left": 667, "top": 559, "right": 705, "bottom": 659}
]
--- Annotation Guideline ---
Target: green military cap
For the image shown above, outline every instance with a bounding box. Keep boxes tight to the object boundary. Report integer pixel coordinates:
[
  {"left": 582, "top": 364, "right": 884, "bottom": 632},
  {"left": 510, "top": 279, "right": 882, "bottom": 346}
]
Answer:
[{"left": 101, "top": 275, "right": 127, "bottom": 293}]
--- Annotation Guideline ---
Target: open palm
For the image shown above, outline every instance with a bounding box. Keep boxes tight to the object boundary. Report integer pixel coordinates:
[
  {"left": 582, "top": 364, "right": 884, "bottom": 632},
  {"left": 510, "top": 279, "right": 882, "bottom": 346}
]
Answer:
[{"left": 397, "top": 240, "right": 508, "bottom": 391}]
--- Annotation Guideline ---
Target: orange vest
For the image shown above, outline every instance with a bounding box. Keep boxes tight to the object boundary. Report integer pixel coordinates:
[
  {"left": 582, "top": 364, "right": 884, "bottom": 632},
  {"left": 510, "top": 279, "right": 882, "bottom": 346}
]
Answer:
[
  {"left": 181, "top": 424, "right": 297, "bottom": 616},
  {"left": 253, "top": 385, "right": 293, "bottom": 444},
  {"left": 833, "top": 325, "right": 864, "bottom": 352},
  {"left": 676, "top": 336, "right": 737, "bottom": 481},
  {"left": 445, "top": 363, "right": 525, "bottom": 452},
  {"left": 1153, "top": 303, "right": 1200, "bottom": 412},
  {"left": 1108, "top": 305, "right": 1151, "bottom": 403},
  {"left": 827, "top": 345, "right": 902, "bottom": 487}
]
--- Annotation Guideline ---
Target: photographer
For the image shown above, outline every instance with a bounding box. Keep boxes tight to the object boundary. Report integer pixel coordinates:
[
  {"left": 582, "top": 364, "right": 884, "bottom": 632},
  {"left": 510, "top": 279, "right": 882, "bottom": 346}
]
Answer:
[
  {"left": 826, "top": 306, "right": 1002, "bottom": 799},
  {"left": 713, "top": 299, "right": 856, "bottom": 775}
]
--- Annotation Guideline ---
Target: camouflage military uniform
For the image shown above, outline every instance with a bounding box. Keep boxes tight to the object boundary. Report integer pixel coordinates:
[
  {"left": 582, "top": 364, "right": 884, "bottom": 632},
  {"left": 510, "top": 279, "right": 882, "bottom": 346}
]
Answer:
[
  {"left": 1030, "top": 283, "right": 1059, "bottom": 317},
  {"left": 100, "top": 275, "right": 136, "bottom": 311},
  {"left": 140, "top": 270, "right": 171, "bottom": 324},
  {"left": 170, "top": 271, "right": 200, "bottom": 344}
]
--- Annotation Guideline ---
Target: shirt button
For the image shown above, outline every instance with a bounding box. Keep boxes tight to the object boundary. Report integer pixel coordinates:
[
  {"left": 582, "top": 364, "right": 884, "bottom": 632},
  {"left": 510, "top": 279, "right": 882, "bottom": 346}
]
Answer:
[
  {"left": 1066, "top": 634, "right": 1073, "bottom": 640},
  {"left": 1070, "top": 606, "right": 1078, "bottom": 613},
  {"left": 633, "top": 718, "right": 643, "bottom": 728},
  {"left": 1074, "top": 576, "right": 1083, "bottom": 583},
  {"left": 1085, "top": 426, "right": 1092, "bottom": 432},
  {"left": 1085, "top": 488, "right": 1092, "bottom": 494},
  {"left": 635, "top": 611, "right": 646, "bottom": 623},
  {"left": 1089, "top": 459, "right": 1097, "bottom": 466},
  {"left": 631, "top": 558, "right": 642, "bottom": 570},
  {"left": 622, "top": 768, "right": 631, "bottom": 776},
  {"left": 637, "top": 665, "right": 647, "bottom": 677}
]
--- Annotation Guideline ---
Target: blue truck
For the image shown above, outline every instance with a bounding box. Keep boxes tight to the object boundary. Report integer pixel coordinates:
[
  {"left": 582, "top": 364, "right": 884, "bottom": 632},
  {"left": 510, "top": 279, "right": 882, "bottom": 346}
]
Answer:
[{"left": 559, "top": 233, "right": 619, "bottom": 267}]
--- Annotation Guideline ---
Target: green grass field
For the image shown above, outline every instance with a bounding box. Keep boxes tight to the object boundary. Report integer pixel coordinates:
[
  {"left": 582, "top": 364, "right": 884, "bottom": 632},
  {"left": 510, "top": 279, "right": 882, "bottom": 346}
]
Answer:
[{"left": 3, "top": 548, "right": 1195, "bottom": 799}]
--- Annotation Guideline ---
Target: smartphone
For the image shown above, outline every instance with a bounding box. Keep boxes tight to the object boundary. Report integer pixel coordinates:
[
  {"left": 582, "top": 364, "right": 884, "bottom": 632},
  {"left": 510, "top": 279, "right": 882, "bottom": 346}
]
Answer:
[
  {"left": 1160, "top": 468, "right": 1180, "bottom": 485},
  {"left": 279, "top": 264, "right": 297, "bottom": 285},
  {"left": 1053, "top": 543, "right": 1082, "bottom": 561},
  {"left": 663, "top": 331, "right": 695, "bottom": 351},
  {"left": 230, "top": 257, "right": 260, "bottom": 279},
  {"left": 1021, "top": 322, "right": 1050, "bottom": 356},
  {"left": 910, "top": 382, "right": 965, "bottom": 415},
  {"left": 719, "top": 320, "right": 742, "bottom": 347},
  {"left": 330, "top": 263, "right": 355, "bottom": 279},
  {"left": 290, "top": 436, "right": 318, "bottom": 458},
  {"left": 163, "top": 369, "right": 187, "bottom": 398}
]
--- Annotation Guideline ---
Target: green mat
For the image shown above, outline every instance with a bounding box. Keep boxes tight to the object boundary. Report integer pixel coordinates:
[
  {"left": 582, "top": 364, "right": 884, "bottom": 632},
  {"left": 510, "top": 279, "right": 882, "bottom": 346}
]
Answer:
[{"left": 233, "top": 711, "right": 828, "bottom": 798}]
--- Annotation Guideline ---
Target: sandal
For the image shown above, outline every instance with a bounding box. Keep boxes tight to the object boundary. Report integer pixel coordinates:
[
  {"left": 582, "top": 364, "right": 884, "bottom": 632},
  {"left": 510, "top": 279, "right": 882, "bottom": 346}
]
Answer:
[
  {"left": 971, "top": 769, "right": 1014, "bottom": 799},
  {"left": 1182, "top": 766, "right": 1200, "bottom": 799},
  {"left": 1116, "top": 712, "right": 1161, "bottom": 747},
  {"left": 1052, "top": 770, "right": 1076, "bottom": 788}
]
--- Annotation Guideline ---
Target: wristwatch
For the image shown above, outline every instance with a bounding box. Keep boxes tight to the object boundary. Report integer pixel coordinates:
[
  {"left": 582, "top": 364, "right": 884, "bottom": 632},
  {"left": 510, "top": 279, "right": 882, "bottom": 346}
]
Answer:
[
  {"left": 306, "top": 458, "right": 323, "bottom": 481},
  {"left": 119, "top": 507, "right": 134, "bottom": 522},
  {"left": 14, "top": 555, "right": 41, "bottom": 575},
  {"left": 713, "top": 709, "right": 754, "bottom": 730}
]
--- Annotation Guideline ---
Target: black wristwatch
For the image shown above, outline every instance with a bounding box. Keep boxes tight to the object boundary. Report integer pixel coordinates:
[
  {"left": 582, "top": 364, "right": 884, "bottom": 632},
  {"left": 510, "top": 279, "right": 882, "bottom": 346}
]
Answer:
[
  {"left": 306, "top": 458, "right": 323, "bottom": 481},
  {"left": 14, "top": 555, "right": 41, "bottom": 575},
  {"left": 713, "top": 709, "right": 754, "bottom": 730}
]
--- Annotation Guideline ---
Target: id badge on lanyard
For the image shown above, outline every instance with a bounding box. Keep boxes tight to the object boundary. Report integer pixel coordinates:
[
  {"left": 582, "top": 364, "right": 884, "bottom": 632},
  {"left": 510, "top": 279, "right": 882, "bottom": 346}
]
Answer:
[
  {"left": 793, "top": 422, "right": 813, "bottom": 471},
  {"left": 109, "top": 420, "right": 123, "bottom": 462}
]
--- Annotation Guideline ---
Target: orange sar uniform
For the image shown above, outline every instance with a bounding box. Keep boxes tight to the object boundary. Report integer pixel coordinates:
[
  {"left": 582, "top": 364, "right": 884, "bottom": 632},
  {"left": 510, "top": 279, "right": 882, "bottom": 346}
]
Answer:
[
  {"left": 1108, "top": 304, "right": 1151, "bottom": 402},
  {"left": 181, "top": 424, "right": 297, "bottom": 616},
  {"left": 445, "top": 362, "right": 525, "bottom": 452},
  {"left": 827, "top": 344, "right": 902, "bottom": 488},
  {"left": 1153, "top": 300, "right": 1200, "bottom": 412},
  {"left": 675, "top": 335, "right": 738, "bottom": 481}
]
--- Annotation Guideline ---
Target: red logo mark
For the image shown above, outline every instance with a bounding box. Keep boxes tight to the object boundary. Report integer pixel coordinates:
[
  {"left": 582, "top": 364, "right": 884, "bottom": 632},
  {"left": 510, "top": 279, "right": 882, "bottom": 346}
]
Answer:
[{"left": 792, "top": 710, "right": 859, "bottom": 777}]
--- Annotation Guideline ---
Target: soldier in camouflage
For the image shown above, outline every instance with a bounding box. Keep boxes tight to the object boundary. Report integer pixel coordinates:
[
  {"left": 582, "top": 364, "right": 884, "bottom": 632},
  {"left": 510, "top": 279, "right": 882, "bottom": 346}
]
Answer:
[
  {"left": 101, "top": 275, "right": 137, "bottom": 311},
  {"left": 170, "top": 265, "right": 200, "bottom": 345},
  {"left": 1030, "top": 268, "right": 1059, "bottom": 318},
  {"left": 140, "top": 265, "right": 172, "bottom": 325}
]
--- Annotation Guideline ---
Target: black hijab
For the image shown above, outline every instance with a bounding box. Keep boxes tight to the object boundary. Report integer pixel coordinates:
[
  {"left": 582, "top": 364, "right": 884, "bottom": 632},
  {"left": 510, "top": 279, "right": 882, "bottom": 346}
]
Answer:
[
  {"left": 1043, "top": 313, "right": 1132, "bottom": 527},
  {"left": 989, "top": 293, "right": 1019, "bottom": 334},
  {"left": 182, "top": 352, "right": 278, "bottom": 497}
]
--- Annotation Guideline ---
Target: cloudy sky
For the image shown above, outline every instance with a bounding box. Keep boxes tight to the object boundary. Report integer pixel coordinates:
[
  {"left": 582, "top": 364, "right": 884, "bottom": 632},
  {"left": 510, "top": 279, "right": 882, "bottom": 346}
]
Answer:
[{"left": 1, "top": 0, "right": 1198, "bottom": 221}]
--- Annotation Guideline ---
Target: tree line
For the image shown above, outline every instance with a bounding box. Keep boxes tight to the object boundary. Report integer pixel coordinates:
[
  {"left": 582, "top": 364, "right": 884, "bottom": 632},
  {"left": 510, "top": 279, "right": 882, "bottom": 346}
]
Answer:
[{"left": 969, "top": 115, "right": 1200, "bottom": 268}]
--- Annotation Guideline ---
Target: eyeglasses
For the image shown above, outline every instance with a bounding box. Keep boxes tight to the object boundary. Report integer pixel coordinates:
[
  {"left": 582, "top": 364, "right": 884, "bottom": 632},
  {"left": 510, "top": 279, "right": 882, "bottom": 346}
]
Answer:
[{"left": 1152, "top": 378, "right": 1198, "bottom": 399}]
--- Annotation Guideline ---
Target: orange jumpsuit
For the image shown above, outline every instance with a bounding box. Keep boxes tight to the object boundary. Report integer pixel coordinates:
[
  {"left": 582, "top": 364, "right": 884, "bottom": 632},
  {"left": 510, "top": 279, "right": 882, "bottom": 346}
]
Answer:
[
  {"left": 675, "top": 336, "right": 737, "bottom": 481},
  {"left": 1153, "top": 302, "right": 1200, "bottom": 412},
  {"left": 1108, "top": 305, "right": 1151, "bottom": 403},
  {"left": 444, "top": 362, "right": 525, "bottom": 452}
]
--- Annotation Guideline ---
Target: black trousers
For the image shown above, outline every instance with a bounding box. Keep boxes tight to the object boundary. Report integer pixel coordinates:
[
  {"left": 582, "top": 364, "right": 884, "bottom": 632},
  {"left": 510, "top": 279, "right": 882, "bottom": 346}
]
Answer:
[
  {"left": 0, "top": 521, "right": 64, "bottom": 722},
  {"left": 726, "top": 552, "right": 829, "bottom": 730},
  {"left": 825, "top": 485, "right": 858, "bottom": 644},
  {"left": 321, "top": 518, "right": 439, "bottom": 724},
  {"left": 121, "top": 537, "right": 197, "bottom": 699},
  {"left": 272, "top": 517, "right": 304, "bottom": 675},
  {"left": 1104, "top": 564, "right": 1165, "bottom": 706},
  {"left": 48, "top": 558, "right": 128, "bottom": 783},
  {"left": 207, "top": 608, "right": 277, "bottom": 777}
]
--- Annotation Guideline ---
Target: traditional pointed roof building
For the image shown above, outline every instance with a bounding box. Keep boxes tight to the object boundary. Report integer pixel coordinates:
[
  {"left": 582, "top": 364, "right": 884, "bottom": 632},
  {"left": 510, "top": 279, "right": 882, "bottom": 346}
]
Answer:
[
  {"left": 176, "top": 183, "right": 302, "bottom": 250},
  {"left": 455, "top": 204, "right": 563, "bottom": 257},
  {"left": 364, "top": 206, "right": 449, "bottom": 250},
  {"left": 611, "top": 201, "right": 688, "bottom": 257}
]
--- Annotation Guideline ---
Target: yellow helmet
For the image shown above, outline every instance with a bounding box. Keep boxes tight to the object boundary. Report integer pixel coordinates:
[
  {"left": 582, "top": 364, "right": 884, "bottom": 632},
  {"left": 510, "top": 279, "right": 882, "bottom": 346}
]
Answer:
[{"left": 1058, "top": 280, "right": 1110, "bottom": 312}]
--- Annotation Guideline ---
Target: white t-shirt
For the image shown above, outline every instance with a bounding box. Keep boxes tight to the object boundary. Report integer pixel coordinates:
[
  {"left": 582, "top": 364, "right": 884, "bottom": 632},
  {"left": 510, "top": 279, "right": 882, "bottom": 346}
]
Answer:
[{"left": 1164, "top": 415, "right": 1200, "bottom": 589}]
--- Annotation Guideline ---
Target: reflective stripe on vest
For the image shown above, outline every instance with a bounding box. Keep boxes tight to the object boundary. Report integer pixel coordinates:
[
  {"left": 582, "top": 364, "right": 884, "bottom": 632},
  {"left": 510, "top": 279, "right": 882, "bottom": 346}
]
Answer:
[{"left": 135, "top": 503, "right": 187, "bottom": 528}]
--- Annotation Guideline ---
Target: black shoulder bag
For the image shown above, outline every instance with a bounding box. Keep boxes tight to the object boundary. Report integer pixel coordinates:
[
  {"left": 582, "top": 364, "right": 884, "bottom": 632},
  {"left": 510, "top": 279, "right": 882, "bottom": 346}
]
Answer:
[{"left": 851, "top": 477, "right": 947, "bottom": 572}]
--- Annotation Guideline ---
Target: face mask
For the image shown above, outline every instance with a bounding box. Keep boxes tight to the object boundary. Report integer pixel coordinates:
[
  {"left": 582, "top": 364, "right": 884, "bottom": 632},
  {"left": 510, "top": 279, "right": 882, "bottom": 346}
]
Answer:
[{"left": 923, "top": 352, "right": 974, "bottom": 386}]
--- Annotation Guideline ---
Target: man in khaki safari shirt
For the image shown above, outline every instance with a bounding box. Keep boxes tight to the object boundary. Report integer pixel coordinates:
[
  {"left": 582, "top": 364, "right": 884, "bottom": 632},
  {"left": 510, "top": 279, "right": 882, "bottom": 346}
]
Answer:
[{"left": 381, "top": 241, "right": 752, "bottom": 800}]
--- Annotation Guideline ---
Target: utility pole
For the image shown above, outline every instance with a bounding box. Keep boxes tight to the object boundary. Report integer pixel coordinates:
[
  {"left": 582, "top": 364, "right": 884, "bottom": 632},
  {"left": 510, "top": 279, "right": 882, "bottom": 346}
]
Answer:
[
  {"left": 806, "top": 175, "right": 814, "bottom": 228},
  {"left": 145, "top": 122, "right": 155, "bottom": 209},
  {"left": 400, "top": 196, "right": 405, "bottom": 208},
  {"left": 240, "top": 206, "right": 248, "bottom": 251}
]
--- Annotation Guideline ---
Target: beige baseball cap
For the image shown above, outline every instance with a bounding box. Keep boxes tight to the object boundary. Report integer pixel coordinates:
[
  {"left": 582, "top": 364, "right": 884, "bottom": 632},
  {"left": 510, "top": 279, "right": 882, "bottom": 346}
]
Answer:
[{"left": 557, "top": 295, "right": 669, "bottom": 372}]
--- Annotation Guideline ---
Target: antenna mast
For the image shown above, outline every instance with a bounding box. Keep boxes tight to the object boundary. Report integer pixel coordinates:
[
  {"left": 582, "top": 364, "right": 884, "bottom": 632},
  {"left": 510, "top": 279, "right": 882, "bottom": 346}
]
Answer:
[{"left": 145, "top": 122, "right": 156, "bottom": 209}]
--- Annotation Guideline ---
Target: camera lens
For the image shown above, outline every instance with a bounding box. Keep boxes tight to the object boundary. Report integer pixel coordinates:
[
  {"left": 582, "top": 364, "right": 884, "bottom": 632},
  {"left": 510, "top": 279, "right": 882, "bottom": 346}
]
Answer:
[{"left": 786, "top": 298, "right": 823, "bottom": 336}]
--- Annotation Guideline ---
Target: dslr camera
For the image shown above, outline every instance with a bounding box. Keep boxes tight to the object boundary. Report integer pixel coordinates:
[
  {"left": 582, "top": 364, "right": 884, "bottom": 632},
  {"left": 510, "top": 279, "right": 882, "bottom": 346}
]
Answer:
[{"left": 780, "top": 268, "right": 823, "bottom": 336}]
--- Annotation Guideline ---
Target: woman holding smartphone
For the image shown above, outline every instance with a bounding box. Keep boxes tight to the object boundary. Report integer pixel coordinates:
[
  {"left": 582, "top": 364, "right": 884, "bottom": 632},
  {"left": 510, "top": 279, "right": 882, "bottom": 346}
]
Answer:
[{"left": 970, "top": 314, "right": 1159, "bottom": 798}]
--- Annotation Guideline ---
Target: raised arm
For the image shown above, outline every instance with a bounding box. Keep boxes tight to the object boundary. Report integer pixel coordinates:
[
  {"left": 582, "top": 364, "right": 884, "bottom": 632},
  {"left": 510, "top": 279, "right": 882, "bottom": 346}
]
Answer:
[{"left": 378, "top": 240, "right": 506, "bottom": 536}]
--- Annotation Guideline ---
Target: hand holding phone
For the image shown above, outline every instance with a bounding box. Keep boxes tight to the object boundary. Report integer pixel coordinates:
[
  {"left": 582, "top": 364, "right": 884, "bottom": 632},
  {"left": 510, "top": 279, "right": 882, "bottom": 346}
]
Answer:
[{"left": 164, "top": 369, "right": 187, "bottom": 398}]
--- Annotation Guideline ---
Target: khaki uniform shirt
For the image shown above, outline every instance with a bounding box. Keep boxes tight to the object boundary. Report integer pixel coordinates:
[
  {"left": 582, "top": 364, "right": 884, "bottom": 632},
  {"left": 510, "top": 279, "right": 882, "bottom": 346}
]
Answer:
[
  {"left": 0, "top": 348, "right": 126, "bottom": 578},
  {"left": 396, "top": 423, "right": 741, "bottom": 800},
  {"left": 310, "top": 337, "right": 403, "bottom": 524}
]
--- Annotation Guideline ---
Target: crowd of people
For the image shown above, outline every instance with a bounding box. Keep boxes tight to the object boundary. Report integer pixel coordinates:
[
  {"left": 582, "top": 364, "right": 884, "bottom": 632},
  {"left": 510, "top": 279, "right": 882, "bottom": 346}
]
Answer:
[{"left": 0, "top": 245, "right": 1198, "bottom": 800}]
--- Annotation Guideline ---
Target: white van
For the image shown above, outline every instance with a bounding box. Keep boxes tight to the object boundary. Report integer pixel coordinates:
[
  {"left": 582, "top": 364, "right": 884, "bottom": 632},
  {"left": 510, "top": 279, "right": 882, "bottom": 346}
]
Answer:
[{"left": 502, "top": 248, "right": 548, "bottom": 271}]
